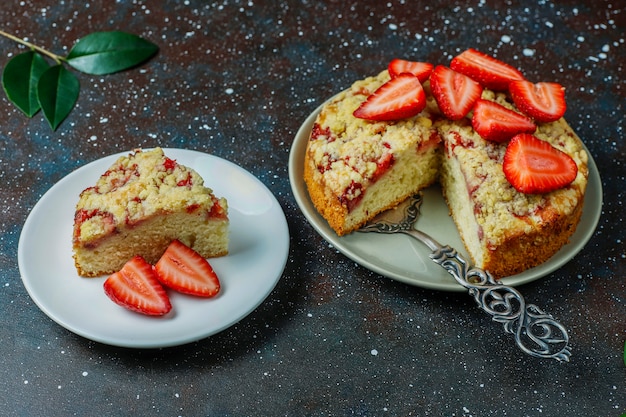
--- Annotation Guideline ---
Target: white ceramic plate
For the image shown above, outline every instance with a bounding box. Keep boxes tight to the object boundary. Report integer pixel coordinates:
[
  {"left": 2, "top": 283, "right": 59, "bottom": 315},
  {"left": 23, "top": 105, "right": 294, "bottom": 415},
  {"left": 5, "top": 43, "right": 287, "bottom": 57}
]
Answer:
[
  {"left": 289, "top": 104, "right": 603, "bottom": 291},
  {"left": 19, "top": 149, "right": 289, "bottom": 348}
]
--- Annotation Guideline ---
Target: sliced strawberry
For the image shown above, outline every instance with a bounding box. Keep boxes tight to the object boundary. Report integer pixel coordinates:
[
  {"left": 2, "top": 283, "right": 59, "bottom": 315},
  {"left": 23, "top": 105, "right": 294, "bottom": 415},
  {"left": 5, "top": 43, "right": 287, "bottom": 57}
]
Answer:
[
  {"left": 450, "top": 48, "right": 525, "bottom": 91},
  {"left": 503, "top": 133, "right": 578, "bottom": 194},
  {"left": 388, "top": 58, "right": 434, "bottom": 83},
  {"left": 509, "top": 80, "right": 567, "bottom": 123},
  {"left": 472, "top": 99, "right": 536, "bottom": 142},
  {"left": 155, "top": 240, "right": 220, "bottom": 297},
  {"left": 353, "top": 73, "right": 426, "bottom": 121},
  {"left": 430, "top": 65, "right": 483, "bottom": 120},
  {"left": 103, "top": 256, "right": 172, "bottom": 316}
]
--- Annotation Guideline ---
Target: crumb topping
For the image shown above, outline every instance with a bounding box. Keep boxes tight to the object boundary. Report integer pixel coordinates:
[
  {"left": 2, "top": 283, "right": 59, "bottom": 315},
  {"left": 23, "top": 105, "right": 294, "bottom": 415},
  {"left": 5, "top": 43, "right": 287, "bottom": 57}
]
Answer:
[
  {"left": 307, "top": 71, "right": 440, "bottom": 207},
  {"left": 74, "top": 148, "right": 227, "bottom": 242}
]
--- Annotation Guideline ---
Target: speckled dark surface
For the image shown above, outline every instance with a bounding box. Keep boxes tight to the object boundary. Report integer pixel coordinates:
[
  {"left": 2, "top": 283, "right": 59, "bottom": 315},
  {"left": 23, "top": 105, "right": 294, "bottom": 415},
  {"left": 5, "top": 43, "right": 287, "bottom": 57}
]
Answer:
[{"left": 1, "top": 1, "right": 624, "bottom": 416}]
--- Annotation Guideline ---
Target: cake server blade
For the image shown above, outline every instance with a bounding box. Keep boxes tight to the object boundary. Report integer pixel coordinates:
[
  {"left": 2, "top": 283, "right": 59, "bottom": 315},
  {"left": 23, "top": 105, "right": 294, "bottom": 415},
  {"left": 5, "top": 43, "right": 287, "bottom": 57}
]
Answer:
[{"left": 359, "top": 193, "right": 571, "bottom": 362}]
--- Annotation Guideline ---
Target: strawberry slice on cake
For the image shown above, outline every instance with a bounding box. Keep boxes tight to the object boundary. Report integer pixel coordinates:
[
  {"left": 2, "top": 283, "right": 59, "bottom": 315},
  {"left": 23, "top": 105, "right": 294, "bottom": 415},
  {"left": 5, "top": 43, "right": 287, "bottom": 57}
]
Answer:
[
  {"left": 353, "top": 73, "right": 427, "bottom": 121},
  {"left": 450, "top": 48, "right": 525, "bottom": 90},
  {"left": 430, "top": 65, "right": 483, "bottom": 121},
  {"left": 503, "top": 133, "right": 578, "bottom": 194},
  {"left": 509, "top": 80, "right": 567, "bottom": 123},
  {"left": 471, "top": 99, "right": 537, "bottom": 142}
]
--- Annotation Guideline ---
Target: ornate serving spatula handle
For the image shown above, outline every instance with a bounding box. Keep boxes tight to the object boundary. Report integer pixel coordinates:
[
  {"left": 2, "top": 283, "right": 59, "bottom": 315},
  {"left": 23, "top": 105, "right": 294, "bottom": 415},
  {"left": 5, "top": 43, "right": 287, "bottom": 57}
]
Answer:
[
  {"left": 430, "top": 244, "right": 571, "bottom": 362},
  {"left": 360, "top": 194, "right": 571, "bottom": 361}
]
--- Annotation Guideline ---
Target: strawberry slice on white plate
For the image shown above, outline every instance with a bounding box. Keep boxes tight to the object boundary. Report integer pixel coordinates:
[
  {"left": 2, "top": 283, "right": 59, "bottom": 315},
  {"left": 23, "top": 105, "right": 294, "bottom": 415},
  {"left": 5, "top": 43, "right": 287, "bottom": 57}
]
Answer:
[
  {"left": 155, "top": 239, "right": 221, "bottom": 298},
  {"left": 103, "top": 256, "right": 172, "bottom": 316}
]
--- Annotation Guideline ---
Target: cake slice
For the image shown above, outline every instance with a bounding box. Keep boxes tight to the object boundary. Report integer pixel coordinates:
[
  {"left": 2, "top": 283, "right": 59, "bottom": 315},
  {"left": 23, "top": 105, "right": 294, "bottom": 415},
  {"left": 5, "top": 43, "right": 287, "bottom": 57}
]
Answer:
[
  {"left": 304, "top": 71, "right": 442, "bottom": 236},
  {"left": 72, "top": 148, "right": 228, "bottom": 277},
  {"left": 438, "top": 90, "right": 588, "bottom": 277}
]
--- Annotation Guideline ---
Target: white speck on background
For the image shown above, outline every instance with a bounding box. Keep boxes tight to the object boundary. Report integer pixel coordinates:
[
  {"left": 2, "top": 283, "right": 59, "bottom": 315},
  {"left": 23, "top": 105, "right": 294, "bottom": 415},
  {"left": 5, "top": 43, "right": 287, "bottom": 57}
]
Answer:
[
  {"left": 522, "top": 48, "right": 535, "bottom": 57},
  {"left": 371, "top": 349, "right": 378, "bottom": 356},
  {"left": 501, "top": 35, "right": 511, "bottom": 43},
  {"left": 82, "top": 371, "right": 88, "bottom": 377}
]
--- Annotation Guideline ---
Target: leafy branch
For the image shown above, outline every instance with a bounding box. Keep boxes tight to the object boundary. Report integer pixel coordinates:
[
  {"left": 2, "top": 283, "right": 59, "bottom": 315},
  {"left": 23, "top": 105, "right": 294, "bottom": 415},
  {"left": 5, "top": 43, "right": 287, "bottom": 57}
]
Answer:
[{"left": 0, "top": 30, "right": 158, "bottom": 130}]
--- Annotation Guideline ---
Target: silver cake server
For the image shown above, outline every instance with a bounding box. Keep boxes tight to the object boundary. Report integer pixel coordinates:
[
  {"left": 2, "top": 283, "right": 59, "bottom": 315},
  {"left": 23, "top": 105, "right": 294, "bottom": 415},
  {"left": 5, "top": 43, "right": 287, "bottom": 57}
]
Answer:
[{"left": 359, "top": 193, "right": 571, "bottom": 362}]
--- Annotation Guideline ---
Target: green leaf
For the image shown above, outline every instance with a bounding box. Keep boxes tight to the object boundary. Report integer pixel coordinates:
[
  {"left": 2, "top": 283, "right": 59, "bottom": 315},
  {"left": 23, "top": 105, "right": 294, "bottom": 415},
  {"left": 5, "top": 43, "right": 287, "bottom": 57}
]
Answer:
[
  {"left": 37, "top": 64, "right": 80, "bottom": 130},
  {"left": 2, "top": 51, "right": 50, "bottom": 117},
  {"left": 65, "top": 31, "right": 158, "bottom": 75}
]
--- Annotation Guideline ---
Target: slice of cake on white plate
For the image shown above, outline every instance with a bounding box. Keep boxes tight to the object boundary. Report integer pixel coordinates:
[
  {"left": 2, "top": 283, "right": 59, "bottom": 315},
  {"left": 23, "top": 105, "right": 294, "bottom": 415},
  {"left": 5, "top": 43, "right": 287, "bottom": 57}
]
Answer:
[{"left": 72, "top": 147, "right": 229, "bottom": 277}]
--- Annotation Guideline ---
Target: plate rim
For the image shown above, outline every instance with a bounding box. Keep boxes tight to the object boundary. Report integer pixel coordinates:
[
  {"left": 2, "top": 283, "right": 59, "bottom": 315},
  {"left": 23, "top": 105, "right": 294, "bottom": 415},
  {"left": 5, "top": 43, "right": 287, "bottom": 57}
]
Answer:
[
  {"left": 18, "top": 148, "right": 290, "bottom": 348},
  {"left": 289, "top": 102, "right": 603, "bottom": 291}
]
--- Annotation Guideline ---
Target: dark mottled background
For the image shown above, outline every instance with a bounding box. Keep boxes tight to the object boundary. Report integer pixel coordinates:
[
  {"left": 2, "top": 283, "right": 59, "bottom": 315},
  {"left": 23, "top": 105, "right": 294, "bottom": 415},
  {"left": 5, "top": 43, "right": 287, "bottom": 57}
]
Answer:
[{"left": 1, "top": 1, "right": 624, "bottom": 416}]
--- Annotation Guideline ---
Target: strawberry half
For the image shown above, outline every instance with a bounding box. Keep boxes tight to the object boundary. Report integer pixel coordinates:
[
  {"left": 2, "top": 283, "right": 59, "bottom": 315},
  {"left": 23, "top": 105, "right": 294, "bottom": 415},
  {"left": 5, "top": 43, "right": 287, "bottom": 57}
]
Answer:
[
  {"left": 450, "top": 48, "right": 525, "bottom": 91},
  {"left": 155, "top": 240, "right": 221, "bottom": 297},
  {"left": 503, "top": 133, "right": 578, "bottom": 194},
  {"left": 388, "top": 58, "right": 434, "bottom": 83},
  {"left": 472, "top": 99, "right": 536, "bottom": 143},
  {"left": 103, "top": 256, "right": 172, "bottom": 316},
  {"left": 353, "top": 73, "right": 426, "bottom": 121},
  {"left": 509, "top": 80, "right": 567, "bottom": 123},
  {"left": 430, "top": 65, "right": 483, "bottom": 120}
]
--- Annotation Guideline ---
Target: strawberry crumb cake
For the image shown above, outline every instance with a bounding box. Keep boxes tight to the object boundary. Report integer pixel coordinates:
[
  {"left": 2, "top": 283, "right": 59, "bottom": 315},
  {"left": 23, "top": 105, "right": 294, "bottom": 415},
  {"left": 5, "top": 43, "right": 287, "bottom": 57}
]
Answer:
[
  {"left": 73, "top": 148, "right": 229, "bottom": 277},
  {"left": 304, "top": 49, "right": 589, "bottom": 278}
]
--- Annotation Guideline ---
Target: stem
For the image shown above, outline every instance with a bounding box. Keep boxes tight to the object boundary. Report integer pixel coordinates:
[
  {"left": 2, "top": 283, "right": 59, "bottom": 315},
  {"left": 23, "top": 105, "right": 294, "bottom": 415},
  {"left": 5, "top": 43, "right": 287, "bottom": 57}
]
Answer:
[{"left": 0, "top": 29, "right": 64, "bottom": 64}]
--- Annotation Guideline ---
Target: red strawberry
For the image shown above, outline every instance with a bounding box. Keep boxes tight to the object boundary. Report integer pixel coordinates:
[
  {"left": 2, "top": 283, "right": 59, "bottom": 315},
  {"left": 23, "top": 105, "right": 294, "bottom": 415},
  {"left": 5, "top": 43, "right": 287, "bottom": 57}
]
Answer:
[
  {"left": 450, "top": 48, "right": 525, "bottom": 91},
  {"left": 472, "top": 99, "right": 536, "bottom": 142},
  {"left": 509, "top": 80, "right": 567, "bottom": 123},
  {"left": 103, "top": 256, "right": 172, "bottom": 316},
  {"left": 503, "top": 133, "right": 578, "bottom": 194},
  {"left": 155, "top": 240, "right": 221, "bottom": 297},
  {"left": 353, "top": 73, "right": 426, "bottom": 121},
  {"left": 388, "top": 58, "right": 434, "bottom": 83},
  {"left": 430, "top": 65, "right": 483, "bottom": 120}
]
